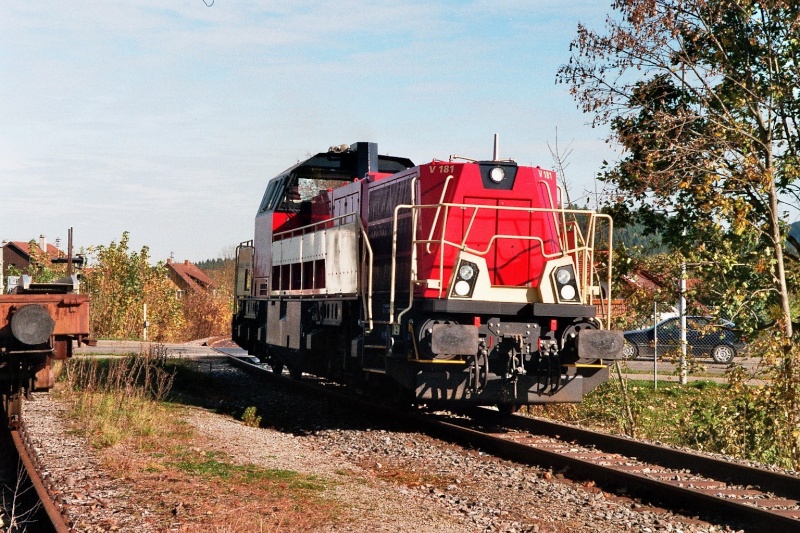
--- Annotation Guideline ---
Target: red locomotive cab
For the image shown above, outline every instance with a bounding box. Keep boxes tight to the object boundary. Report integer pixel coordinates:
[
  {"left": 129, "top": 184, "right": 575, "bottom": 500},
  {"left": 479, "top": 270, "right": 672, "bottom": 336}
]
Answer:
[
  {"left": 246, "top": 143, "right": 415, "bottom": 300},
  {"left": 409, "top": 160, "right": 596, "bottom": 308}
]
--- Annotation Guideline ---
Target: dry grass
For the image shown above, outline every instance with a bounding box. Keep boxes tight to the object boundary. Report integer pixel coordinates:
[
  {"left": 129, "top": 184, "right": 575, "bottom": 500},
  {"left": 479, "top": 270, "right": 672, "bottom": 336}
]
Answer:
[
  {"left": 63, "top": 345, "right": 179, "bottom": 448},
  {"left": 93, "top": 445, "right": 339, "bottom": 532},
  {"left": 59, "top": 348, "right": 342, "bottom": 531},
  {"left": 364, "top": 457, "right": 458, "bottom": 490}
]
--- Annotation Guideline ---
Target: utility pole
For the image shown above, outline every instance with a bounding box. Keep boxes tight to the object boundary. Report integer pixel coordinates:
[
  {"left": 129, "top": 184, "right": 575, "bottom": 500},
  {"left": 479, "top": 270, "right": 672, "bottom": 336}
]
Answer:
[
  {"left": 143, "top": 303, "right": 149, "bottom": 341},
  {"left": 653, "top": 301, "right": 658, "bottom": 390}
]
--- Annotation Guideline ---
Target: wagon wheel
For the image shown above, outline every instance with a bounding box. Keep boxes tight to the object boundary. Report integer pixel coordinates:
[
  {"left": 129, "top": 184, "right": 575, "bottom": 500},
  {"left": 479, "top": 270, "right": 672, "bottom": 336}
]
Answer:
[{"left": 3, "top": 393, "right": 21, "bottom": 429}]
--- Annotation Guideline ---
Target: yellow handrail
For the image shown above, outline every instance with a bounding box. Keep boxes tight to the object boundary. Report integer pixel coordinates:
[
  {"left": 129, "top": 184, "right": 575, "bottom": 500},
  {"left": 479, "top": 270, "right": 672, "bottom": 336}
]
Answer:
[{"left": 388, "top": 202, "right": 613, "bottom": 326}]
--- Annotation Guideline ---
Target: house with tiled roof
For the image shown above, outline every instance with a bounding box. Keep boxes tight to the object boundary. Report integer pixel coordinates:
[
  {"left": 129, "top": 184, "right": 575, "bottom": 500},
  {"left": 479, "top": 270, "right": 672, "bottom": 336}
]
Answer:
[
  {"left": 2, "top": 236, "right": 64, "bottom": 277},
  {"left": 621, "top": 269, "right": 701, "bottom": 294},
  {"left": 165, "top": 258, "right": 217, "bottom": 298},
  {"left": 609, "top": 268, "right": 708, "bottom": 325}
]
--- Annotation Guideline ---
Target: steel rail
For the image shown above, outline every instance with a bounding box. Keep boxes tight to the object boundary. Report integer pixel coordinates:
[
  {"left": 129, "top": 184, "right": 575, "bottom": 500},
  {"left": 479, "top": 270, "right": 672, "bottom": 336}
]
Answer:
[
  {"left": 2, "top": 407, "right": 71, "bottom": 533},
  {"left": 494, "top": 410, "right": 800, "bottom": 499},
  {"left": 424, "top": 414, "right": 800, "bottom": 531},
  {"left": 221, "top": 352, "right": 800, "bottom": 531}
]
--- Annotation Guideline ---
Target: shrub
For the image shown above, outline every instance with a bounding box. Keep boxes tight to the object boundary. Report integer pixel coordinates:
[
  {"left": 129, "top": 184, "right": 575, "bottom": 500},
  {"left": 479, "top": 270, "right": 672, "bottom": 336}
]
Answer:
[
  {"left": 241, "top": 407, "right": 262, "bottom": 428},
  {"left": 83, "top": 232, "right": 183, "bottom": 341}
]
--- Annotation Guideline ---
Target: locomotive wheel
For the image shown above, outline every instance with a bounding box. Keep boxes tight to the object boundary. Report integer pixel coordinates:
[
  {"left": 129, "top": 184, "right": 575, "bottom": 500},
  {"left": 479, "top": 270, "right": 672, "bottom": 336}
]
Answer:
[
  {"left": 417, "top": 318, "right": 460, "bottom": 360},
  {"left": 561, "top": 319, "right": 599, "bottom": 350},
  {"left": 497, "top": 404, "right": 520, "bottom": 417}
]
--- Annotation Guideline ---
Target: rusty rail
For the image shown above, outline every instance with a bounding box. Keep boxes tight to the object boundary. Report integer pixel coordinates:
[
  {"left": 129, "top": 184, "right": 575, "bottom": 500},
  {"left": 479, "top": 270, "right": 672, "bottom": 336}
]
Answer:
[{"left": 3, "top": 406, "right": 72, "bottom": 533}]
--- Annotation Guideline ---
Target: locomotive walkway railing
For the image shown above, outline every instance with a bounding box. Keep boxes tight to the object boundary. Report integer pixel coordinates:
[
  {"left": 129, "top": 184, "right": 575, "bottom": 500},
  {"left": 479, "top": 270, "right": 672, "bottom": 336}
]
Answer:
[
  {"left": 271, "top": 213, "right": 376, "bottom": 331},
  {"left": 247, "top": 198, "right": 614, "bottom": 336},
  {"left": 389, "top": 202, "right": 614, "bottom": 328}
]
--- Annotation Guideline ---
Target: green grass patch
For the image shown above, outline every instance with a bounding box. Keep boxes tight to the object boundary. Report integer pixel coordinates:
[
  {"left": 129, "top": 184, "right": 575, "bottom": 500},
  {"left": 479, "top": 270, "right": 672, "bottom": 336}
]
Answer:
[
  {"left": 62, "top": 346, "right": 186, "bottom": 448},
  {"left": 527, "top": 379, "right": 725, "bottom": 445},
  {"left": 172, "top": 450, "right": 327, "bottom": 491},
  {"left": 529, "top": 372, "right": 799, "bottom": 470}
]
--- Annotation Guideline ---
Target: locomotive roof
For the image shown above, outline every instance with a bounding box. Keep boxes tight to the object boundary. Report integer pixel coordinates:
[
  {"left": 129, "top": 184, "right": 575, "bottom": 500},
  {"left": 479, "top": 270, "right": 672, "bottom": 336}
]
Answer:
[{"left": 277, "top": 145, "right": 414, "bottom": 181}]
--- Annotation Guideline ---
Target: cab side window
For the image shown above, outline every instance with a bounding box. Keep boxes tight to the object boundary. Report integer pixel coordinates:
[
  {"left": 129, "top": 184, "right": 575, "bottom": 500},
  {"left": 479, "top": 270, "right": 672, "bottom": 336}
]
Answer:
[{"left": 259, "top": 180, "right": 284, "bottom": 213}]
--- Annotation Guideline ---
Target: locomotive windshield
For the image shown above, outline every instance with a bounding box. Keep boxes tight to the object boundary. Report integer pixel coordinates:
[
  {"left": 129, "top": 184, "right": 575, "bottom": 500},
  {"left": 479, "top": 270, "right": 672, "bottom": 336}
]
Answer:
[
  {"left": 258, "top": 143, "right": 414, "bottom": 215},
  {"left": 259, "top": 175, "right": 351, "bottom": 214},
  {"left": 275, "top": 175, "right": 351, "bottom": 213}
]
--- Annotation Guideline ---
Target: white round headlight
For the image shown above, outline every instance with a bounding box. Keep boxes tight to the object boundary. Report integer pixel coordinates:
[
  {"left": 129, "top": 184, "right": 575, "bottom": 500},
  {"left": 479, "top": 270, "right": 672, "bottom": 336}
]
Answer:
[
  {"left": 555, "top": 268, "right": 572, "bottom": 285},
  {"left": 458, "top": 264, "right": 475, "bottom": 281},
  {"left": 454, "top": 280, "right": 471, "bottom": 296},
  {"left": 559, "top": 284, "right": 576, "bottom": 301},
  {"left": 489, "top": 167, "right": 505, "bottom": 183}
]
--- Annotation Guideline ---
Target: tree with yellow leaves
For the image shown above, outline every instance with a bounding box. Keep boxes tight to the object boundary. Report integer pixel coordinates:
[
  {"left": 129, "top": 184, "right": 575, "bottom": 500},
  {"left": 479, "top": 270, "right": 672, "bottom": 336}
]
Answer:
[
  {"left": 559, "top": 0, "right": 799, "bottom": 344},
  {"left": 83, "top": 232, "right": 184, "bottom": 341}
]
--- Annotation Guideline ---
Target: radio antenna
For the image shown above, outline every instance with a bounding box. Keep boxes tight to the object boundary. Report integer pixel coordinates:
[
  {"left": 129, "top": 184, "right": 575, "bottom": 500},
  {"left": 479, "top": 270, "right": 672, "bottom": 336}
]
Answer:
[{"left": 493, "top": 134, "right": 499, "bottom": 161}]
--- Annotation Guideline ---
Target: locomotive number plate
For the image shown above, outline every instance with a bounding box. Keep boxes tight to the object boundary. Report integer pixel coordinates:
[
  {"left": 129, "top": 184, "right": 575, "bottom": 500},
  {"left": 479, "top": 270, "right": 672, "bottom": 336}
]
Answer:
[{"left": 429, "top": 164, "right": 455, "bottom": 173}]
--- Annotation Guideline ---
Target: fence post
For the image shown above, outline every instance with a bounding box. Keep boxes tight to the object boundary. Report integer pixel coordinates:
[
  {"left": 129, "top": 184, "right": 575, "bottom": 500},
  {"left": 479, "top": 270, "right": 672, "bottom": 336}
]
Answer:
[
  {"left": 679, "top": 258, "right": 688, "bottom": 385},
  {"left": 653, "top": 301, "right": 658, "bottom": 389}
]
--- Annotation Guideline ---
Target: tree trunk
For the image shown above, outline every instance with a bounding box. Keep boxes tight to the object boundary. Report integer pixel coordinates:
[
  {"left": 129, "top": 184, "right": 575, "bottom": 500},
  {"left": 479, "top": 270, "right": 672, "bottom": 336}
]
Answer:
[{"left": 767, "top": 176, "right": 793, "bottom": 343}]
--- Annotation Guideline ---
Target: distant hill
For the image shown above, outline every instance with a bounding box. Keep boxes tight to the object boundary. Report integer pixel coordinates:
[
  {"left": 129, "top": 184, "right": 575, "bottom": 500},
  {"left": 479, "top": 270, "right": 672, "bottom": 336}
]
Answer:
[
  {"left": 194, "top": 257, "right": 234, "bottom": 271},
  {"left": 613, "top": 223, "right": 666, "bottom": 254}
]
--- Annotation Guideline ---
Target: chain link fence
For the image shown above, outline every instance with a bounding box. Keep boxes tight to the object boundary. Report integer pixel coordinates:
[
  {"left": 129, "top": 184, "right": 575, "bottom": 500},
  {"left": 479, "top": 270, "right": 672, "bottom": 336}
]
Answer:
[{"left": 606, "top": 299, "right": 747, "bottom": 365}]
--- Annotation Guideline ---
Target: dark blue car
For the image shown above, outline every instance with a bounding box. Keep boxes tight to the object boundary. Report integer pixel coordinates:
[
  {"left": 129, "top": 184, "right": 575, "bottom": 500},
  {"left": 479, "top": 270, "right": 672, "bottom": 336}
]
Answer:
[{"left": 622, "top": 316, "right": 747, "bottom": 363}]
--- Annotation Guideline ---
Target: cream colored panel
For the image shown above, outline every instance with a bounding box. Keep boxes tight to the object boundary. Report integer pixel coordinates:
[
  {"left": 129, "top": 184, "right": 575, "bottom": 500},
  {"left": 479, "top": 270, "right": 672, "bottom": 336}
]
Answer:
[
  {"left": 272, "top": 231, "right": 327, "bottom": 266},
  {"left": 325, "top": 223, "right": 359, "bottom": 294}
]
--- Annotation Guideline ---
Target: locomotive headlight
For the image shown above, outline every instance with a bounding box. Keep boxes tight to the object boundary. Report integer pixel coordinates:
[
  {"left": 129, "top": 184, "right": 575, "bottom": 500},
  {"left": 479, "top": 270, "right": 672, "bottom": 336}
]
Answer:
[
  {"left": 552, "top": 264, "right": 580, "bottom": 303},
  {"left": 451, "top": 259, "right": 479, "bottom": 298},
  {"left": 454, "top": 280, "right": 471, "bottom": 296},
  {"left": 458, "top": 263, "right": 475, "bottom": 281},
  {"left": 489, "top": 166, "right": 505, "bottom": 183},
  {"left": 559, "top": 284, "right": 577, "bottom": 301},
  {"left": 555, "top": 267, "right": 573, "bottom": 285}
]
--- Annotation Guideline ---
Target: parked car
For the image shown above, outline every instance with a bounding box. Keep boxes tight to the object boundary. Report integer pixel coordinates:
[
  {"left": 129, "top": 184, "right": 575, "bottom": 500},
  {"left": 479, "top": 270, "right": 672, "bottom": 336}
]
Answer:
[{"left": 622, "top": 316, "right": 747, "bottom": 363}]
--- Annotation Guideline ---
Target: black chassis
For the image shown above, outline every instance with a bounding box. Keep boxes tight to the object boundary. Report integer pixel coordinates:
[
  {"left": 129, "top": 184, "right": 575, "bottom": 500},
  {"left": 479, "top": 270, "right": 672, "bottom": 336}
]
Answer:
[{"left": 233, "top": 296, "right": 615, "bottom": 406}]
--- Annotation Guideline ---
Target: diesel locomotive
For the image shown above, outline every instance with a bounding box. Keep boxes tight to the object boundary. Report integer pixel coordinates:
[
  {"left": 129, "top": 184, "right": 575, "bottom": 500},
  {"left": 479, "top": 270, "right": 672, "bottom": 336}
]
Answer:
[{"left": 232, "top": 141, "right": 624, "bottom": 410}]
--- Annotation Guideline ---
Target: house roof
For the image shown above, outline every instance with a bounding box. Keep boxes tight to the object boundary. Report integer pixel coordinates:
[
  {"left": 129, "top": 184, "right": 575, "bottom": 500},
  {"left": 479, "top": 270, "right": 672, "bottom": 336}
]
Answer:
[
  {"left": 622, "top": 268, "right": 701, "bottom": 292},
  {"left": 5, "top": 241, "right": 64, "bottom": 260},
  {"left": 165, "top": 258, "right": 217, "bottom": 292}
]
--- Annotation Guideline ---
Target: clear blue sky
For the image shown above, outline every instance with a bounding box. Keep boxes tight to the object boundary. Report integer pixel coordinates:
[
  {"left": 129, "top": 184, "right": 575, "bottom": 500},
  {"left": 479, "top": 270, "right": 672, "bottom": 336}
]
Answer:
[{"left": 1, "top": 1, "right": 615, "bottom": 263}]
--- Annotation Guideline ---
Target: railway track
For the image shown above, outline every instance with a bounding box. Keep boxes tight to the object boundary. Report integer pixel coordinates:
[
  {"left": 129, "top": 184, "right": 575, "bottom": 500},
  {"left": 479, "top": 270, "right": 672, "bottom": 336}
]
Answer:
[
  {"left": 222, "top": 351, "right": 800, "bottom": 532},
  {"left": 1, "top": 404, "right": 71, "bottom": 533},
  {"left": 430, "top": 411, "right": 800, "bottom": 530}
]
